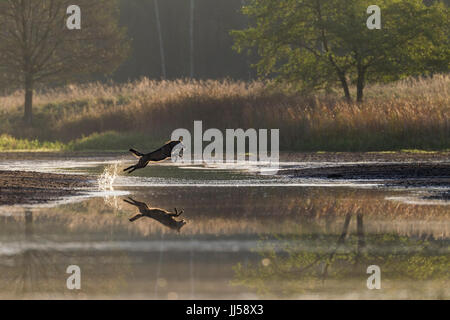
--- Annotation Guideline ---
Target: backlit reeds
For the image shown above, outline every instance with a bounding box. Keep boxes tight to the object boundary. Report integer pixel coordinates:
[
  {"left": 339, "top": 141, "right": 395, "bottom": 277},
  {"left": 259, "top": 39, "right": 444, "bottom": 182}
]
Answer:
[{"left": 0, "top": 75, "right": 448, "bottom": 151}]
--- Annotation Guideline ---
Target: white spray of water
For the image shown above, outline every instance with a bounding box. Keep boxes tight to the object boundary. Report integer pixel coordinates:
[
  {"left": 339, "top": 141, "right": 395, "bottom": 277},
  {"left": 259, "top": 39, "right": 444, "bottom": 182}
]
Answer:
[
  {"left": 97, "top": 162, "right": 124, "bottom": 210},
  {"left": 98, "top": 162, "right": 119, "bottom": 191}
]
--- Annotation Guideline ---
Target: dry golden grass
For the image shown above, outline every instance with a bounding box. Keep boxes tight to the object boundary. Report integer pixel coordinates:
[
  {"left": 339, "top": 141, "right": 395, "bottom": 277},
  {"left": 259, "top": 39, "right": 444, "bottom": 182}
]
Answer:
[{"left": 0, "top": 75, "right": 448, "bottom": 151}]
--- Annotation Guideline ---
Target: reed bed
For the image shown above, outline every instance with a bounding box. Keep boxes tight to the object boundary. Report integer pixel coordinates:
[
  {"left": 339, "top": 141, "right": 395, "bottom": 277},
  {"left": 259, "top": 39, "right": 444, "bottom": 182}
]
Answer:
[{"left": 0, "top": 75, "right": 448, "bottom": 151}]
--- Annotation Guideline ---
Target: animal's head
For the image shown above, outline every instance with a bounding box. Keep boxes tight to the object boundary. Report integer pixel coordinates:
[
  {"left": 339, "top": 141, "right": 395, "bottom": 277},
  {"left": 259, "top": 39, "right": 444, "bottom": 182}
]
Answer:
[
  {"left": 169, "top": 137, "right": 185, "bottom": 158},
  {"left": 175, "top": 219, "right": 187, "bottom": 233}
]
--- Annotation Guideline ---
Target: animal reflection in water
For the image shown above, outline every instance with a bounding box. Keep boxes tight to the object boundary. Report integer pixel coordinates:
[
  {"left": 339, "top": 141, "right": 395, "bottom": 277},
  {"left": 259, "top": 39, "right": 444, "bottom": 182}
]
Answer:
[{"left": 124, "top": 197, "right": 187, "bottom": 232}]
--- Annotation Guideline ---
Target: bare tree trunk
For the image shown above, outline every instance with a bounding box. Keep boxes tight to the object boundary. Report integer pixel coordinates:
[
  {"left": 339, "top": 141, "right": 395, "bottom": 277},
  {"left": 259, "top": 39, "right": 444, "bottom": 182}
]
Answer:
[
  {"left": 338, "top": 72, "right": 352, "bottom": 103},
  {"left": 241, "top": 0, "right": 252, "bottom": 81},
  {"left": 190, "top": 0, "right": 195, "bottom": 78},
  {"left": 356, "top": 213, "right": 365, "bottom": 252},
  {"left": 153, "top": 0, "right": 166, "bottom": 79},
  {"left": 353, "top": 212, "right": 366, "bottom": 272},
  {"left": 356, "top": 67, "right": 365, "bottom": 103},
  {"left": 24, "top": 76, "right": 33, "bottom": 124},
  {"left": 321, "top": 213, "right": 352, "bottom": 280},
  {"left": 315, "top": 0, "right": 352, "bottom": 103}
]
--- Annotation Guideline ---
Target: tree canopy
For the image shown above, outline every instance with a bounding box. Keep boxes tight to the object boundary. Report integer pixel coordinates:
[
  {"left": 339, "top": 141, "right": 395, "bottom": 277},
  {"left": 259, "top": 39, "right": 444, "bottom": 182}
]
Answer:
[
  {"left": 232, "top": 0, "right": 449, "bottom": 102},
  {"left": 0, "top": 0, "right": 130, "bottom": 123}
]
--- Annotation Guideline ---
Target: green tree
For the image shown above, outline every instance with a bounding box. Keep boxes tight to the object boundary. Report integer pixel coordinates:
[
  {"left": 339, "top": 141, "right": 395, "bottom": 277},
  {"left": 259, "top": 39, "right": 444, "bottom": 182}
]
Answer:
[
  {"left": 0, "top": 0, "right": 130, "bottom": 124},
  {"left": 232, "top": 0, "right": 449, "bottom": 102}
]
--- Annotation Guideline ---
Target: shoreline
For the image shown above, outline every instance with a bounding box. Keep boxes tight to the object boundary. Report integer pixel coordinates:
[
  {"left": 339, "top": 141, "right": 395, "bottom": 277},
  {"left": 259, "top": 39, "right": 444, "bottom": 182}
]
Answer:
[
  {"left": 280, "top": 162, "right": 450, "bottom": 180},
  {"left": 0, "top": 170, "right": 94, "bottom": 206},
  {"left": 0, "top": 151, "right": 448, "bottom": 206},
  {"left": 0, "top": 150, "right": 448, "bottom": 162},
  {"left": 278, "top": 162, "right": 450, "bottom": 200}
]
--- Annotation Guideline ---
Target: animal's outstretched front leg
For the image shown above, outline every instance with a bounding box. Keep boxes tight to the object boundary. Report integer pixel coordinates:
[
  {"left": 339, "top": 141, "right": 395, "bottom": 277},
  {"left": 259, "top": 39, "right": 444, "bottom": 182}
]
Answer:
[{"left": 170, "top": 208, "right": 184, "bottom": 217}]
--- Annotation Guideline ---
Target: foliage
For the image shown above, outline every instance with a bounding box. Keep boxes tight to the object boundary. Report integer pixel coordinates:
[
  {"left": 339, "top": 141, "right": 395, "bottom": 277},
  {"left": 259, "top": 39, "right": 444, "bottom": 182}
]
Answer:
[
  {"left": 0, "top": 76, "right": 448, "bottom": 151},
  {"left": 0, "top": 0, "right": 130, "bottom": 123},
  {"left": 232, "top": 0, "right": 449, "bottom": 101},
  {"left": 232, "top": 230, "right": 450, "bottom": 297}
]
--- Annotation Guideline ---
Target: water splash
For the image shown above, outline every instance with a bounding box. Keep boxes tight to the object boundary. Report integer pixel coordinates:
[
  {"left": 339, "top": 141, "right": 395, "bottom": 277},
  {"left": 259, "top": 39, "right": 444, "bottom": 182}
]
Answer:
[
  {"left": 98, "top": 162, "right": 119, "bottom": 191},
  {"left": 97, "top": 162, "right": 126, "bottom": 211}
]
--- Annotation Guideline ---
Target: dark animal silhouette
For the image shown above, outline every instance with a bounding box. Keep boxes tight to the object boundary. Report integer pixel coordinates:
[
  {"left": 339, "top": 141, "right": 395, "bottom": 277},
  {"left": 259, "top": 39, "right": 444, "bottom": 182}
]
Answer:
[
  {"left": 123, "top": 197, "right": 187, "bottom": 232},
  {"left": 123, "top": 138, "right": 183, "bottom": 174}
]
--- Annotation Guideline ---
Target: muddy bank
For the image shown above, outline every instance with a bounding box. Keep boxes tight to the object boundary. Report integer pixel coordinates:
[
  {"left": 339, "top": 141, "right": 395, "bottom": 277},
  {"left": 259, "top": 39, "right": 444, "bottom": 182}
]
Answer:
[
  {"left": 280, "top": 161, "right": 450, "bottom": 202},
  {"left": 280, "top": 162, "right": 450, "bottom": 188},
  {"left": 280, "top": 151, "right": 450, "bottom": 163},
  {"left": 0, "top": 171, "right": 94, "bottom": 206},
  {"left": 281, "top": 162, "right": 450, "bottom": 179}
]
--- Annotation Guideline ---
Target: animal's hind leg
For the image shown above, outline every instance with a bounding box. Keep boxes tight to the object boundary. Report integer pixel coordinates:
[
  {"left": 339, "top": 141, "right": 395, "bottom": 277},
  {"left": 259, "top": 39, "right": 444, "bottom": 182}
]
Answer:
[
  {"left": 123, "top": 165, "right": 135, "bottom": 172},
  {"left": 129, "top": 214, "right": 143, "bottom": 222},
  {"left": 127, "top": 197, "right": 147, "bottom": 207},
  {"left": 123, "top": 198, "right": 136, "bottom": 205},
  {"left": 127, "top": 167, "right": 138, "bottom": 174}
]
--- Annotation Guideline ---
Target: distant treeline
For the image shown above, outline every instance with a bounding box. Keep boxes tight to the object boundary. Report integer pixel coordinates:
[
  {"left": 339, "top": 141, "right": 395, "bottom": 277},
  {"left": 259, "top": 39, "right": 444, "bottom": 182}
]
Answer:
[
  {"left": 112, "top": 0, "right": 448, "bottom": 82},
  {"left": 114, "top": 0, "right": 255, "bottom": 82}
]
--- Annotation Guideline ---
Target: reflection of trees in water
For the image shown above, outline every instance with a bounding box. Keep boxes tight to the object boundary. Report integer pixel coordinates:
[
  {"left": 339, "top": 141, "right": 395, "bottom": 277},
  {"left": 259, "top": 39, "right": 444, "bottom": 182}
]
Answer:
[
  {"left": 1, "top": 211, "right": 61, "bottom": 297},
  {"left": 0, "top": 210, "right": 132, "bottom": 298},
  {"left": 34, "top": 188, "right": 449, "bottom": 239},
  {"left": 232, "top": 211, "right": 449, "bottom": 297}
]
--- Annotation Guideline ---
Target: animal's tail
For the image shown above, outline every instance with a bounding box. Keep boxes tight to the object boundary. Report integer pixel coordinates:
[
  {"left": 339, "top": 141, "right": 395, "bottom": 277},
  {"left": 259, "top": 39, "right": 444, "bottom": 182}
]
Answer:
[{"left": 129, "top": 148, "right": 144, "bottom": 158}]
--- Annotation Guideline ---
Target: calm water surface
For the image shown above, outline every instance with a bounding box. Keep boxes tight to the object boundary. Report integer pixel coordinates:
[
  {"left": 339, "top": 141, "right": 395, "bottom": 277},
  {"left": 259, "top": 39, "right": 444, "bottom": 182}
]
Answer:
[{"left": 0, "top": 155, "right": 448, "bottom": 299}]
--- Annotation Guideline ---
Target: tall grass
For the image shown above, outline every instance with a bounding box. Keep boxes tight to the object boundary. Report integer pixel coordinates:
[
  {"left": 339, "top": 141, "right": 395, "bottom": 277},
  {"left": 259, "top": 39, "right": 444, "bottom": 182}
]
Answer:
[
  {"left": 0, "top": 134, "right": 64, "bottom": 151},
  {"left": 0, "top": 75, "right": 448, "bottom": 151}
]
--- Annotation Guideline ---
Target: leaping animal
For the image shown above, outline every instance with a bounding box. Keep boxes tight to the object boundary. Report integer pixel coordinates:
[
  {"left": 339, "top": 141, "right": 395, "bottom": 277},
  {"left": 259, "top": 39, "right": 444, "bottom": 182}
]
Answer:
[{"left": 123, "top": 138, "right": 183, "bottom": 174}]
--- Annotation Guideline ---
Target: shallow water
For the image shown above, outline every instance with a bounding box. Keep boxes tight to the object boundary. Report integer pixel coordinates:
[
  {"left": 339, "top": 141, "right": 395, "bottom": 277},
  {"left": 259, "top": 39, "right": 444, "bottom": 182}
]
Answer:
[{"left": 0, "top": 155, "right": 448, "bottom": 299}]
